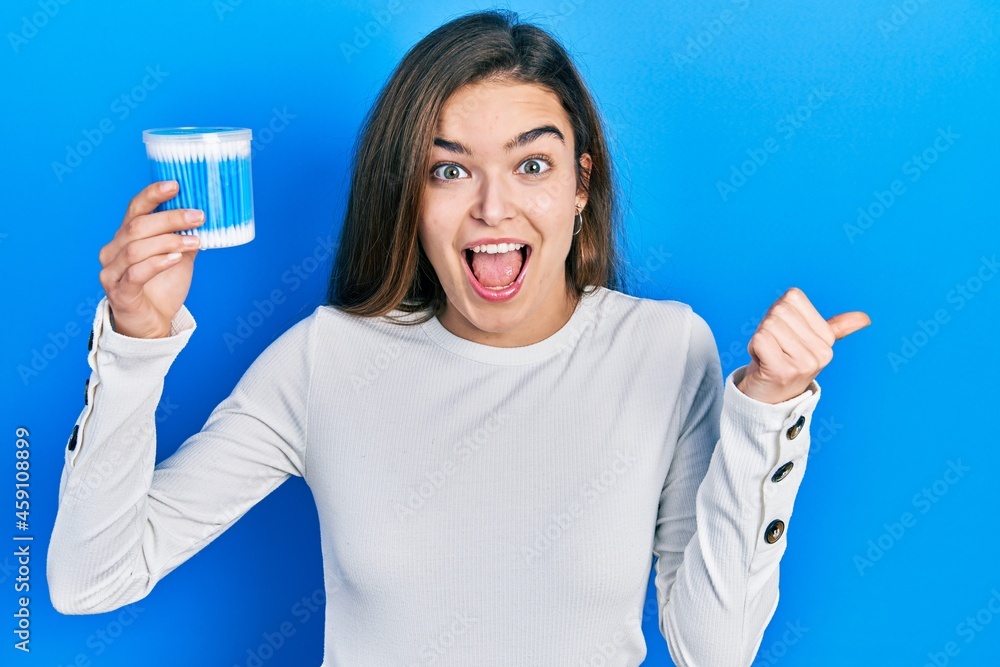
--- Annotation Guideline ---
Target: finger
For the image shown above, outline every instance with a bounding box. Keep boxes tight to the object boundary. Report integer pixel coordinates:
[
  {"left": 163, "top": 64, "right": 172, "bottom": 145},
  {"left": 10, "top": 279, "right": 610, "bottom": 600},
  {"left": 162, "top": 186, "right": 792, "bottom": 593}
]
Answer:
[
  {"left": 747, "top": 328, "right": 785, "bottom": 373},
  {"left": 759, "top": 314, "right": 818, "bottom": 372},
  {"left": 120, "top": 208, "right": 204, "bottom": 243},
  {"left": 827, "top": 311, "right": 872, "bottom": 340},
  {"left": 770, "top": 299, "right": 834, "bottom": 366},
  {"left": 746, "top": 329, "right": 759, "bottom": 364},
  {"left": 111, "top": 250, "right": 194, "bottom": 305},
  {"left": 100, "top": 232, "right": 199, "bottom": 288},
  {"left": 783, "top": 287, "right": 837, "bottom": 347},
  {"left": 101, "top": 208, "right": 204, "bottom": 267},
  {"left": 124, "top": 181, "right": 179, "bottom": 222}
]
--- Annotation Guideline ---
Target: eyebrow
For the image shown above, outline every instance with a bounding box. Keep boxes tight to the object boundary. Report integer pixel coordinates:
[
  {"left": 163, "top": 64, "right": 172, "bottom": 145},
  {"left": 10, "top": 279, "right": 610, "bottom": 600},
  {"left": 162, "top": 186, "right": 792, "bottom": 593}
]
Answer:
[{"left": 432, "top": 125, "right": 565, "bottom": 156}]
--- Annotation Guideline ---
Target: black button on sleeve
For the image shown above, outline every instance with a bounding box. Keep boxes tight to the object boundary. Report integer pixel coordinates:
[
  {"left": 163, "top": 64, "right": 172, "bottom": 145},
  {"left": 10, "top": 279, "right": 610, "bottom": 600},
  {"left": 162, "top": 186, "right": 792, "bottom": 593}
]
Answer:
[
  {"left": 786, "top": 415, "right": 805, "bottom": 440},
  {"left": 84, "top": 378, "right": 90, "bottom": 405},
  {"left": 771, "top": 461, "right": 794, "bottom": 483},
  {"left": 67, "top": 424, "right": 79, "bottom": 451},
  {"left": 88, "top": 329, "right": 94, "bottom": 351},
  {"left": 764, "top": 519, "right": 785, "bottom": 544}
]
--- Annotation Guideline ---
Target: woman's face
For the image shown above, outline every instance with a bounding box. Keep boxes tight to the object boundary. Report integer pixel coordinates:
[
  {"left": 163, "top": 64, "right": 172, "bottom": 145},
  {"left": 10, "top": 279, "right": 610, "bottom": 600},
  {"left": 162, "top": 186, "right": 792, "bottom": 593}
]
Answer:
[{"left": 417, "top": 79, "right": 592, "bottom": 347}]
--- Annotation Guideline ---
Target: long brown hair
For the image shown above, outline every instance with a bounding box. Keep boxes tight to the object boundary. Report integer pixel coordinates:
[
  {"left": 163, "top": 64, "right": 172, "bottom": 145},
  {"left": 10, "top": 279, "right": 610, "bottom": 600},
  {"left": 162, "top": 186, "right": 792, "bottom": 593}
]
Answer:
[{"left": 325, "top": 9, "right": 627, "bottom": 323}]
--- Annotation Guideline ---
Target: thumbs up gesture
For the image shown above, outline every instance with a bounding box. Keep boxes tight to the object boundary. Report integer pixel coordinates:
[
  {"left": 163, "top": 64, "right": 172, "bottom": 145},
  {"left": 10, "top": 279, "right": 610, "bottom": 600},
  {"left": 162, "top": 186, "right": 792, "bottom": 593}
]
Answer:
[{"left": 736, "top": 287, "right": 871, "bottom": 404}]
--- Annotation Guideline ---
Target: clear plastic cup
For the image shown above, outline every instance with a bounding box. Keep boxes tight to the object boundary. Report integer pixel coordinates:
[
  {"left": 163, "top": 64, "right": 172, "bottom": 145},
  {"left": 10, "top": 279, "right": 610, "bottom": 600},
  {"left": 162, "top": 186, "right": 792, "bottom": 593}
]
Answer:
[{"left": 143, "top": 127, "right": 255, "bottom": 249}]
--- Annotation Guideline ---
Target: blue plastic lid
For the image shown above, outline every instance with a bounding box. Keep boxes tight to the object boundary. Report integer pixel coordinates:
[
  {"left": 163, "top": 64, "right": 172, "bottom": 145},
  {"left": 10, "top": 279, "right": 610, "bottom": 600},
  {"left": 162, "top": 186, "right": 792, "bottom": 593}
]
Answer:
[{"left": 143, "top": 127, "right": 251, "bottom": 143}]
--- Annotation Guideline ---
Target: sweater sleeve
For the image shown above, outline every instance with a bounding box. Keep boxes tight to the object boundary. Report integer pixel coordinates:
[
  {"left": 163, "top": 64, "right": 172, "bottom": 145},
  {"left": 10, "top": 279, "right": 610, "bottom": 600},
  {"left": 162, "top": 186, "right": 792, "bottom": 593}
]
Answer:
[
  {"left": 653, "top": 308, "right": 821, "bottom": 667},
  {"left": 47, "top": 296, "right": 313, "bottom": 615}
]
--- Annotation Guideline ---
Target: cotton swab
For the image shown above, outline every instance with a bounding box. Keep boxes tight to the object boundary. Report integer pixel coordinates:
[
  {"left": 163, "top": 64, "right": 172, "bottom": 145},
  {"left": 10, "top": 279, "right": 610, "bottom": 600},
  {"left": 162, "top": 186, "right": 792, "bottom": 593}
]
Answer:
[{"left": 143, "top": 127, "right": 255, "bottom": 249}]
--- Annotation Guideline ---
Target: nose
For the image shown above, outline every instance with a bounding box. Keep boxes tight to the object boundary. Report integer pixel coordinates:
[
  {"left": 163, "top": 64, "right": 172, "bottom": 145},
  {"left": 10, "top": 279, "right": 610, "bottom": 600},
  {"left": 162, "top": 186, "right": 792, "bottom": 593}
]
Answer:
[{"left": 471, "top": 171, "right": 516, "bottom": 226}]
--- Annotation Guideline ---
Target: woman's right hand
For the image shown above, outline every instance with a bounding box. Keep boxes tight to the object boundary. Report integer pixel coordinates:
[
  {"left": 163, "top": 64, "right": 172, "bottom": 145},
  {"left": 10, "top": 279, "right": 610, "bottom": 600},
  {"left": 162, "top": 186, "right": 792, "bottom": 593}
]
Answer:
[{"left": 98, "top": 180, "right": 205, "bottom": 339}]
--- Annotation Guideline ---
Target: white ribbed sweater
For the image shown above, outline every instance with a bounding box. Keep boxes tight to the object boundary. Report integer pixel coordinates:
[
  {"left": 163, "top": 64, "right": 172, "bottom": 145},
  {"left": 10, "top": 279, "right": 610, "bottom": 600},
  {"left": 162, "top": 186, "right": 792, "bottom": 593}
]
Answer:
[{"left": 47, "top": 285, "right": 821, "bottom": 667}]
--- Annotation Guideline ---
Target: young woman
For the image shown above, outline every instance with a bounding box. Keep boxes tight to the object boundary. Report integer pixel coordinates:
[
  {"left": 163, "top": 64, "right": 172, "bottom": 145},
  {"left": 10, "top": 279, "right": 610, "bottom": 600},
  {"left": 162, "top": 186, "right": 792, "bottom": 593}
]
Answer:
[{"left": 48, "top": 9, "right": 869, "bottom": 666}]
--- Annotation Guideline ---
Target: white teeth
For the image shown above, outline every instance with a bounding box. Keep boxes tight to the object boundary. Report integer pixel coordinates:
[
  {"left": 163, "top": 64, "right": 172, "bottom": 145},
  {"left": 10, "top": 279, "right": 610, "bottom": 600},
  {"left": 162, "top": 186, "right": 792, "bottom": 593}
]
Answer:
[{"left": 469, "top": 243, "right": 524, "bottom": 254}]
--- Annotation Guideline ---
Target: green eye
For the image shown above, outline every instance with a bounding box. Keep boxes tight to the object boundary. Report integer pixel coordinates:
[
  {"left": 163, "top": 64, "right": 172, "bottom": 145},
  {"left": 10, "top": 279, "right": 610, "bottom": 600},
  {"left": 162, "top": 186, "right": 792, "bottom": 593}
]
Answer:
[
  {"left": 518, "top": 157, "right": 551, "bottom": 175},
  {"left": 432, "top": 164, "right": 467, "bottom": 180}
]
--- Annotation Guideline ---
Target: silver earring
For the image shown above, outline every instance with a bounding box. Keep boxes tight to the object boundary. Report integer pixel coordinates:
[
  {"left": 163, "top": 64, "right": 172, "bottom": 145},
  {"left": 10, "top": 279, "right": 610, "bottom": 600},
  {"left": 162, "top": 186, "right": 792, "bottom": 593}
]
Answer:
[{"left": 573, "top": 208, "right": 584, "bottom": 236}]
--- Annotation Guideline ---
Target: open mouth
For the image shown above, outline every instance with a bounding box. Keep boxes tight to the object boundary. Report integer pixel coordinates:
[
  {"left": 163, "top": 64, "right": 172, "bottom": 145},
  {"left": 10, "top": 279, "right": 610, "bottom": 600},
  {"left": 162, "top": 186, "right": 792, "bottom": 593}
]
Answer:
[{"left": 463, "top": 243, "right": 531, "bottom": 291}]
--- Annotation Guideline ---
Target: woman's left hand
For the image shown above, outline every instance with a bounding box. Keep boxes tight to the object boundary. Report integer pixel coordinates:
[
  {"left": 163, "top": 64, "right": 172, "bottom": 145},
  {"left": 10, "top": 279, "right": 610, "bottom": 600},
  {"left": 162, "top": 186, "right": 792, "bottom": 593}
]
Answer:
[{"left": 736, "top": 287, "right": 871, "bottom": 404}]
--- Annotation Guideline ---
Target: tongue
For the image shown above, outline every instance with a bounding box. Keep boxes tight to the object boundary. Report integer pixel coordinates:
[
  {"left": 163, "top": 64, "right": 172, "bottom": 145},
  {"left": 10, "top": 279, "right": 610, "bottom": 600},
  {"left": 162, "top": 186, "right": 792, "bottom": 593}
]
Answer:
[{"left": 471, "top": 249, "right": 523, "bottom": 288}]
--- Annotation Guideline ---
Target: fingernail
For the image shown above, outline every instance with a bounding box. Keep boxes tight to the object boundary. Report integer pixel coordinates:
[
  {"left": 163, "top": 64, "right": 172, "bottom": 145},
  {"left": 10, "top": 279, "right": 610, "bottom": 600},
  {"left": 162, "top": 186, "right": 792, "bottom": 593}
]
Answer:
[
  {"left": 182, "top": 236, "right": 200, "bottom": 246},
  {"left": 166, "top": 252, "right": 182, "bottom": 261},
  {"left": 160, "top": 181, "right": 177, "bottom": 193},
  {"left": 184, "top": 210, "right": 204, "bottom": 223}
]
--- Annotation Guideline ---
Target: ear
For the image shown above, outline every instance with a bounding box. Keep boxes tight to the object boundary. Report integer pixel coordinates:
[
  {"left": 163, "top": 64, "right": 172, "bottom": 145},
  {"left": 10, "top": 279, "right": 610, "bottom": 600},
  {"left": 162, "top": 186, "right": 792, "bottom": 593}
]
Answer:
[{"left": 576, "top": 153, "right": 592, "bottom": 210}]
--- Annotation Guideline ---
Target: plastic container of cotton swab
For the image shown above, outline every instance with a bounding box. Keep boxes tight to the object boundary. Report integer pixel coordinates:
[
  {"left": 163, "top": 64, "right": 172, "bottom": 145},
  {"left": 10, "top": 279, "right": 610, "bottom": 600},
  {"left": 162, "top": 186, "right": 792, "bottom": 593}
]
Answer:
[{"left": 143, "top": 127, "right": 255, "bottom": 249}]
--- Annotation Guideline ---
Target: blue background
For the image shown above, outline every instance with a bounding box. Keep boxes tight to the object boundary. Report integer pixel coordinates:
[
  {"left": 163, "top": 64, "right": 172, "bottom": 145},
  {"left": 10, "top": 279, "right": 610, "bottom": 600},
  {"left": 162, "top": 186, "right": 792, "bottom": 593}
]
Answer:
[{"left": 3, "top": 0, "right": 998, "bottom": 665}]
